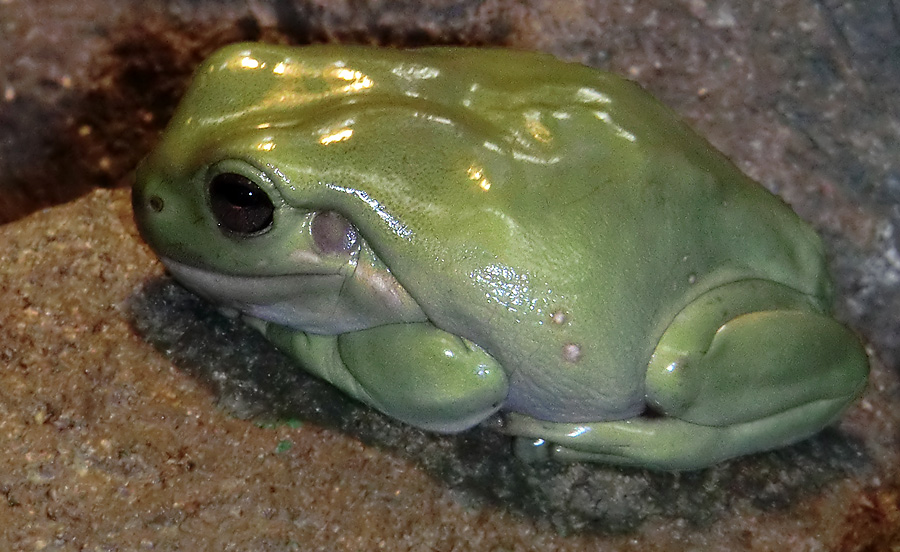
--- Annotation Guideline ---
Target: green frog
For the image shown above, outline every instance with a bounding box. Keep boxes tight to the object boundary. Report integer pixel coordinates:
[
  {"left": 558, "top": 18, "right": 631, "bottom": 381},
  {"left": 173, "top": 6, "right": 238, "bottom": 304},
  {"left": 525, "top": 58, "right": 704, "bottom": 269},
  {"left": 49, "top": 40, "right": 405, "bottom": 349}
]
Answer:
[{"left": 133, "top": 43, "right": 869, "bottom": 470}]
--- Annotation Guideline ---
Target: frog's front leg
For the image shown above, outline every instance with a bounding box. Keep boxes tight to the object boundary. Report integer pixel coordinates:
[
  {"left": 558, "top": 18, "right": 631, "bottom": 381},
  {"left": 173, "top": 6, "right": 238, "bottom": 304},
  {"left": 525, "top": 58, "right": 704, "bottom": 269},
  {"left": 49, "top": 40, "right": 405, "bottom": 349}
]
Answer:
[
  {"left": 505, "top": 280, "right": 869, "bottom": 471},
  {"left": 248, "top": 318, "right": 509, "bottom": 432}
]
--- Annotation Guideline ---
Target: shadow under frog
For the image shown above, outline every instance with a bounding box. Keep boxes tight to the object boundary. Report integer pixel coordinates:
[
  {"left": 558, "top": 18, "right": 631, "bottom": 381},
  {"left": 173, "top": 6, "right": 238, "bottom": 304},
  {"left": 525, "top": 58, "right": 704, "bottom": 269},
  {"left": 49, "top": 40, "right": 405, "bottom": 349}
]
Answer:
[{"left": 128, "top": 277, "right": 870, "bottom": 535}]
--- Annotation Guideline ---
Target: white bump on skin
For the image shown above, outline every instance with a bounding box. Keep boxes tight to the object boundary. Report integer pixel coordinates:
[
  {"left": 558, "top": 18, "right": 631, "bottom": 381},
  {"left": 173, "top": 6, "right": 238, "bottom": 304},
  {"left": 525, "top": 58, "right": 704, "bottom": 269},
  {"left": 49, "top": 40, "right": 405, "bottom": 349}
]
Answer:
[
  {"left": 550, "top": 310, "right": 567, "bottom": 325},
  {"left": 562, "top": 343, "right": 582, "bottom": 363}
]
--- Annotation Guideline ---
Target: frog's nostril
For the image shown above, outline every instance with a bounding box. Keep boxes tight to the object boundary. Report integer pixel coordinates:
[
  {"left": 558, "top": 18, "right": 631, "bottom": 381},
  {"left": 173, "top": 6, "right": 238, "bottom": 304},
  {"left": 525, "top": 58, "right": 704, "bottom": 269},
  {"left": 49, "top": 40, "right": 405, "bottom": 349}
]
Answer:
[{"left": 148, "top": 195, "right": 165, "bottom": 213}]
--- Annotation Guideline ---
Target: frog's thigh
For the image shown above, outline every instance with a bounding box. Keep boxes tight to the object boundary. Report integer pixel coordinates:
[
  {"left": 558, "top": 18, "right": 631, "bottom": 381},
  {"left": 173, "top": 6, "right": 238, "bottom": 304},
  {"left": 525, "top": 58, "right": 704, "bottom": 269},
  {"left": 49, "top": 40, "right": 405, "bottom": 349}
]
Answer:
[
  {"left": 647, "top": 309, "right": 868, "bottom": 428},
  {"left": 337, "top": 323, "right": 509, "bottom": 433}
]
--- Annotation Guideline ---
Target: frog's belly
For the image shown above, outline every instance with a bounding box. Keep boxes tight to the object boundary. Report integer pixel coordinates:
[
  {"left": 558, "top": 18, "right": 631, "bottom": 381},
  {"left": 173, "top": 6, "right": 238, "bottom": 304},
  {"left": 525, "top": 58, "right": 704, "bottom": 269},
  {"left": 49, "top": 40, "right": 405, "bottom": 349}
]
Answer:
[
  {"left": 433, "top": 294, "right": 658, "bottom": 423},
  {"left": 504, "top": 369, "right": 648, "bottom": 423}
]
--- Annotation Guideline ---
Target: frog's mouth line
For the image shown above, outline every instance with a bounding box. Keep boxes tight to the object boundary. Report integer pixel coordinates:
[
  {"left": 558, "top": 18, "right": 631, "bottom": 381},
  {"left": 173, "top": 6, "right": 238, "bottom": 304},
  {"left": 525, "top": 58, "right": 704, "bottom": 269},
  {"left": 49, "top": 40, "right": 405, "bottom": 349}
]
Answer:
[
  {"left": 158, "top": 256, "right": 359, "bottom": 333},
  {"left": 157, "top": 256, "right": 428, "bottom": 334},
  {"left": 160, "top": 256, "right": 342, "bottom": 300}
]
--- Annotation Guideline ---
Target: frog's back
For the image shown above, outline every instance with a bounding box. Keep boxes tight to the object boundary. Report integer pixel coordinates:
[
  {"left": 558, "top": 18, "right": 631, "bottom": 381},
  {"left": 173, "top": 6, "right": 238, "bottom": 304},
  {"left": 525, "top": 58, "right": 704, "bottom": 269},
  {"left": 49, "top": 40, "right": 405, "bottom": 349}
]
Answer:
[
  {"left": 304, "top": 45, "right": 832, "bottom": 421},
  {"left": 415, "top": 90, "right": 831, "bottom": 421},
  {"left": 168, "top": 44, "right": 832, "bottom": 422}
]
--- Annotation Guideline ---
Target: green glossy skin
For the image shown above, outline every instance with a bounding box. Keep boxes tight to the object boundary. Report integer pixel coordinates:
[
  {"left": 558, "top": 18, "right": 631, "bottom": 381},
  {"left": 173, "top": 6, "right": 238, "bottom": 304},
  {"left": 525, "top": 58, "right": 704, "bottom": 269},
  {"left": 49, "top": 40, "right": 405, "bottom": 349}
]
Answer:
[{"left": 134, "top": 43, "right": 869, "bottom": 470}]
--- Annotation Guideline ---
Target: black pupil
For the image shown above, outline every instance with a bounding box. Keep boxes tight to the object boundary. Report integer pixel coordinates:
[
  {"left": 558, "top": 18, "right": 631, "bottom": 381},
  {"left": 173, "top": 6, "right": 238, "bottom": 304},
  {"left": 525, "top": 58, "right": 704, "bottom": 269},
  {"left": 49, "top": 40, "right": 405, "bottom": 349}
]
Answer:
[{"left": 209, "top": 173, "right": 274, "bottom": 234}]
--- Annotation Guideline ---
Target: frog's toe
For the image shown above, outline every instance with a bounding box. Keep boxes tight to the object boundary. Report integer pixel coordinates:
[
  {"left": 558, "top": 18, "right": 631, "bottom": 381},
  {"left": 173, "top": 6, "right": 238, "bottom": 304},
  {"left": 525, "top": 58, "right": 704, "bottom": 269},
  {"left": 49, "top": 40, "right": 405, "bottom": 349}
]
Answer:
[
  {"left": 216, "top": 305, "right": 241, "bottom": 319},
  {"left": 513, "top": 436, "right": 553, "bottom": 463},
  {"left": 240, "top": 314, "right": 269, "bottom": 334}
]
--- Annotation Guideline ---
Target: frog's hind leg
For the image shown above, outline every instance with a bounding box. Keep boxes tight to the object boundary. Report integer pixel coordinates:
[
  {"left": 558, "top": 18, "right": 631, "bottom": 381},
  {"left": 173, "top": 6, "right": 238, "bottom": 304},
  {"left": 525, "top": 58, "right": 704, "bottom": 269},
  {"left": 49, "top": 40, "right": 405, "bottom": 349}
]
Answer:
[
  {"left": 507, "top": 390, "right": 857, "bottom": 471},
  {"left": 505, "top": 281, "right": 869, "bottom": 471}
]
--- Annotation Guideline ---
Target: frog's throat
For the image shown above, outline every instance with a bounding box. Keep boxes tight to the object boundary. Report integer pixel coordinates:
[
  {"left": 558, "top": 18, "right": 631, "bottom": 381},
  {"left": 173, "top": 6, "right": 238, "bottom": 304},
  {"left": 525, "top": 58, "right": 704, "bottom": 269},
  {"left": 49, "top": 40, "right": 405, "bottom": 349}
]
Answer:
[{"left": 158, "top": 256, "right": 427, "bottom": 334}]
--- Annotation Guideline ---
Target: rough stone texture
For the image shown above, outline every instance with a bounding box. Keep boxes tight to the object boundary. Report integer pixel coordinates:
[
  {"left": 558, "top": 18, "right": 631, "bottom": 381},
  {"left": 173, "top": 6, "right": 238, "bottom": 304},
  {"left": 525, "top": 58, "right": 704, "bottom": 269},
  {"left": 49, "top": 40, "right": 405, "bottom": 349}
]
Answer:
[
  {"left": 1, "top": 0, "right": 899, "bottom": 550},
  {"left": 2, "top": 187, "right": 897, "bottom": 550}
]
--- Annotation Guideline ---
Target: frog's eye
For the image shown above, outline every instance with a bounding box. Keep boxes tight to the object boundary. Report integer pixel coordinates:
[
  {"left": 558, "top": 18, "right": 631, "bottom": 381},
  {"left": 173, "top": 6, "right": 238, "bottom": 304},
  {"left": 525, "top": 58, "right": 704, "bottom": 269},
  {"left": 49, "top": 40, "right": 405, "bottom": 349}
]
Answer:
[
  {"left": 311, "top": 210, "right": 360, "bottom": 255},
  {"left": 209, "top": 172, "right": 275, "bottom": 235}
]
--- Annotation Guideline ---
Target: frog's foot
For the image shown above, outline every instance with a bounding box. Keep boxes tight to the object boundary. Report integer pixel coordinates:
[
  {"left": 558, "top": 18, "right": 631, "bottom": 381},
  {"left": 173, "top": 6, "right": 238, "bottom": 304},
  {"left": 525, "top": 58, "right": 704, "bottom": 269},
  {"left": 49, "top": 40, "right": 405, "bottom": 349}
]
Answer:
[
  {"left": 251, "top": 319, "right": 510, "bottom": 433},
  {"left": 508, "top": 416, "right": 725, "bottom": 469},
  {"left": 505, "top": 416, "right": 755, "bottom": 469},
  {"left": 506, "top": 394, "right": 854, "bottom": 471},
  {"left": 506, "top": 305, "right": 868, "bottom": 471}
]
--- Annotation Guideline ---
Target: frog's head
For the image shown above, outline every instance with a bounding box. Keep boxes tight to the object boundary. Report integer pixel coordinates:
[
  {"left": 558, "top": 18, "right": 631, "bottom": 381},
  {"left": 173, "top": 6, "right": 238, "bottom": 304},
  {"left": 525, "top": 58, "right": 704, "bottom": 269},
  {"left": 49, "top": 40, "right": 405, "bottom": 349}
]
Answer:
[
  {"left": 135, "top": 144, "right": 430, "bottom": 333},
  {"left": 133, "top": 44, "right": 428, "bottom": 333}
]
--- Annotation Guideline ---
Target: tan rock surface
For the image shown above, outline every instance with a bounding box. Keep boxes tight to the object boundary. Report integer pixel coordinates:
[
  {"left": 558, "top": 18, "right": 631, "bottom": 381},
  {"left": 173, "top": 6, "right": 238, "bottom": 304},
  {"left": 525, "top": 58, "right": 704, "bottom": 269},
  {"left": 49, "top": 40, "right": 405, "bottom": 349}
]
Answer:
[{"left": 0, "top": 188, "right": 897, "bottom": 550}]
